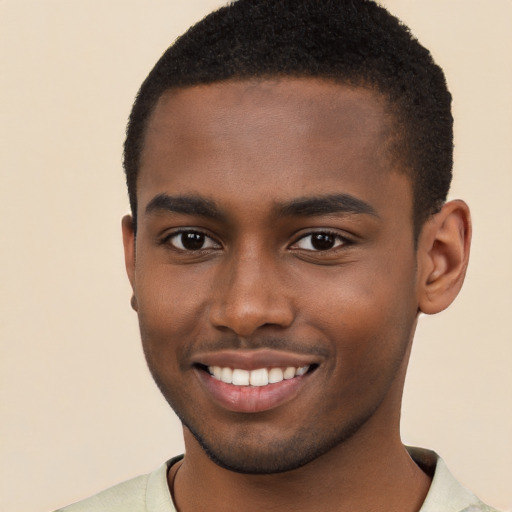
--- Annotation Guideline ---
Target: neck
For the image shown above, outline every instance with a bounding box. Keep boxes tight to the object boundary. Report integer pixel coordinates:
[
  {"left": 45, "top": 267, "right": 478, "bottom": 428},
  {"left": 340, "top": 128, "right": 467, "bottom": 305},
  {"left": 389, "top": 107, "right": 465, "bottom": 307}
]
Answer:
[{"left": 172, "top": 420, "right": 430, "bottom": 512}]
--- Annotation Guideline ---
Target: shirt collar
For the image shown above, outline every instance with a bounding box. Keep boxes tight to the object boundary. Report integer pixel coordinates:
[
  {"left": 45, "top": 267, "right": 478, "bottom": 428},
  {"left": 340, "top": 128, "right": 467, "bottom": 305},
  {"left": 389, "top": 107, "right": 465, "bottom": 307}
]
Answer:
[{"left": 407, "top": 447, "right": 487, "bottom": 512}]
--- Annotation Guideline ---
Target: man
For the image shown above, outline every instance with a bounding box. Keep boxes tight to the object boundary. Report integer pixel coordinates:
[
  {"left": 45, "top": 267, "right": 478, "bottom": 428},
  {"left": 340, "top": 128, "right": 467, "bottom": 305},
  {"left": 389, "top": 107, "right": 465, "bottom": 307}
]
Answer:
[{"left": 56, "top": 0, "right": 498, "bottom": 511}]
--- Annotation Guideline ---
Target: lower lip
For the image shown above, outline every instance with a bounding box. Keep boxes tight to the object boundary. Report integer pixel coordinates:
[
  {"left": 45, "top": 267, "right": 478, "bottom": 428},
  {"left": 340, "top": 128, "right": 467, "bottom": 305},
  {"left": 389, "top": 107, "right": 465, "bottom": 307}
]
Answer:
[{"left": 196, "top": 369, "right": 310, "bottom": 413}]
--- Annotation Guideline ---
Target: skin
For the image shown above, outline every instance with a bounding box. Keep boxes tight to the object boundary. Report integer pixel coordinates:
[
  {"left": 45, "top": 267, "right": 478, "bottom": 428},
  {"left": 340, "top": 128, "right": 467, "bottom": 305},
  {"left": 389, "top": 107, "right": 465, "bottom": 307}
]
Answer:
[{"left": 122, "top": 78, "right": 471, "bottom": 511}]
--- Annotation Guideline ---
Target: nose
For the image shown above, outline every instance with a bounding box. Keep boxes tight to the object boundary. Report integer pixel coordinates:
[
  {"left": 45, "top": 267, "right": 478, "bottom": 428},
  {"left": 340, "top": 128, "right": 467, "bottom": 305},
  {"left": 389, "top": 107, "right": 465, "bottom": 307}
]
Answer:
[{"left": 209, "top": 249, "right": 294, "bottom": 337}]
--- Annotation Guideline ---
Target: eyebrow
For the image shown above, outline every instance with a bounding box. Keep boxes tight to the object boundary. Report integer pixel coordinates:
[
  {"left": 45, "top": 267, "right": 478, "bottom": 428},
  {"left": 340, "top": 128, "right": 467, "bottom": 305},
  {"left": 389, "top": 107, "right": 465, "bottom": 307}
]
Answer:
[
  {"left": 144, "top": 192, "right": 378, "bottom": 221},
  {"left": 276, "top": 194, "right": 378, "bottom": 218},
  {"left": 145, "top": 193, "right": 223, "bottom": 220}
]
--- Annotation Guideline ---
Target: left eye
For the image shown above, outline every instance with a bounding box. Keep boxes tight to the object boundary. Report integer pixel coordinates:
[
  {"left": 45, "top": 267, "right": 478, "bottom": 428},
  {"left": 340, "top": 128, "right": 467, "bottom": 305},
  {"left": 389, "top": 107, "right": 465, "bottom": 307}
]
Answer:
[
  {"left": 167, "top": 231, "right": 220, "bottom": 251},
  {"left": 293, "top": 232, "right": 345, "bottom": 251}
]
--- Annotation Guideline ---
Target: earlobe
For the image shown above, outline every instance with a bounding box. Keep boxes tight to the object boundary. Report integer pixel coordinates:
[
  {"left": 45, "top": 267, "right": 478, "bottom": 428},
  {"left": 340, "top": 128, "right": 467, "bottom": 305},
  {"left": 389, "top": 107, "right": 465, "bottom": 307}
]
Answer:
[
  {"left": 417, "top": 200, "right": 471, "bottom": 315},
  {"left": 130, "top": 294, "right": 138, "bottom": 312},
  {"left": 121, "top": 214, "right": 137, "bottom": 298}
]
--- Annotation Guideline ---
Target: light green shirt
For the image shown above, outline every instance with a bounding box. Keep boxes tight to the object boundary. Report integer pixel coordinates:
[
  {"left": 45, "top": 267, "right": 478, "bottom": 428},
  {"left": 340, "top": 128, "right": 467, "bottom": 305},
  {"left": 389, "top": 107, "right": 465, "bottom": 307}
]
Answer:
[{"left": 55, "top": 448, "right": 500, "bottom": 512}]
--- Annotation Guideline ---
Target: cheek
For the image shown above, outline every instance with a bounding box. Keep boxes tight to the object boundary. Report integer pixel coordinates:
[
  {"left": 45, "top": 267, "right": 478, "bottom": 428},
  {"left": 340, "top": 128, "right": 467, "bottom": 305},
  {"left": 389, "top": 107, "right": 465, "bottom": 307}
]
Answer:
[
  {"left": 298, "top": 253, "right": 417, "bottom": 369},
  {"left": 136, "top": 257, "right": 213, "bottom": 318},
  {"left": 135, "top": 264, "right": 213, "bottom": 365}
]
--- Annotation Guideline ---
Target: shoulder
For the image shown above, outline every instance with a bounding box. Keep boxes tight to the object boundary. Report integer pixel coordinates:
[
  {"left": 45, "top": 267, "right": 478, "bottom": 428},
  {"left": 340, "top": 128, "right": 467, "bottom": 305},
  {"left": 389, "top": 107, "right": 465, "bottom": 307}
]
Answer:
[
  {"left": 53, "top": 457, "right": 181, "bottom": 512},
  {"left": 407, "top": 447, "right": 503, "bottom": 512},
  {"left": 460, "top": 505, "right": 503, "bottom": 512},
  {"left": 54, "top": 473, "right": 150, "bottom": 512}
]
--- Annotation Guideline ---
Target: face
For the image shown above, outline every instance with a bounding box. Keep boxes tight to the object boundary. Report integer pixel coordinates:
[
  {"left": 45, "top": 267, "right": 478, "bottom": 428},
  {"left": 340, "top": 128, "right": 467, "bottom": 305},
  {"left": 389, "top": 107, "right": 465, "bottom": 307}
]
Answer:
[{"left": 124, "top": 78, "right": 421, "bottom": 474}]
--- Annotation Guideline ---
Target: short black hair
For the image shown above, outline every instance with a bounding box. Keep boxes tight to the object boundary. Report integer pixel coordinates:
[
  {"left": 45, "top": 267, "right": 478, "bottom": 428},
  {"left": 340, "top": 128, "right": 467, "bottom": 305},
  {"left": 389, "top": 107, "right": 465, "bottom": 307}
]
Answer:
[{"left": 124, "top": 0, "right": 453, "bottom": 236}]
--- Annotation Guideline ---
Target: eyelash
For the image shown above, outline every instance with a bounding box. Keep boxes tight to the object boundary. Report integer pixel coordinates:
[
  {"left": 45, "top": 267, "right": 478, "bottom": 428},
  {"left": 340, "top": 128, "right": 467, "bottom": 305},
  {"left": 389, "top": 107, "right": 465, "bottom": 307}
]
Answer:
[
  {"left": 160, "top": 228, "right": 353, "bottom": 254},
  {"left": 160, "top": 229, "right": 221, "bottom": 252},
  {"left": 290, "top": 230, "right": 353, "bottom": 252}
]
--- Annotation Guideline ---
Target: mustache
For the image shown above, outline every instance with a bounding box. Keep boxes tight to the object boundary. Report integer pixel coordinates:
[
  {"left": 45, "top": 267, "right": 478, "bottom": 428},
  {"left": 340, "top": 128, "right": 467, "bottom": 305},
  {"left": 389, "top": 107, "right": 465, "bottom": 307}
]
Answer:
[{"left": 182, "top": 334, "right": 330, "bottom": 360}]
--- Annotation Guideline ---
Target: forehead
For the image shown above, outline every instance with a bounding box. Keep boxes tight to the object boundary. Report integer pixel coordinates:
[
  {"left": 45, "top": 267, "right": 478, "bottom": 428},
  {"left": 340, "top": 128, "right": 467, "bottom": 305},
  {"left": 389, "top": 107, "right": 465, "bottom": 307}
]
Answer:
[
  {"left": 148, "top": 78, "right": 392, "bottom": 137},
  {"left": 143, "top": 78, "right": 395, "bottom": 158},
  {"left": 138, "top": 78, "right": 407, "bottom": 218}
]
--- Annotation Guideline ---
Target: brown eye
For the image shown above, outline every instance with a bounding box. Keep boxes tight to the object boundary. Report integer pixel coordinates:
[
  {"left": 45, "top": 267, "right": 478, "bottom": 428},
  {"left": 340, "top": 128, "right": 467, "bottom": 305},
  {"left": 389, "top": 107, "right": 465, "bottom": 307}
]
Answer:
[
  {"left": 294, "top": 232, "right": 345, "bottom": 251},
  {"left": 181, "top": 232, "right": 206, "bottom": 250},
  {"left": 167, "top": 230, "right": 220, "bottom": 251},
  {"left": 311, "top": 233, "right": 336, "bottom": 250}
]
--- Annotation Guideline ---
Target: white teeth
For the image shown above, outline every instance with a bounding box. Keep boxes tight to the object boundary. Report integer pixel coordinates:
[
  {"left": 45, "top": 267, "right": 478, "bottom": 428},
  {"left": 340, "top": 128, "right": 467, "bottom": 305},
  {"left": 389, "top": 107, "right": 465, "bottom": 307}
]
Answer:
[
  {"left": 208, "top": 365, "right": 311, "bottom": 387},
  {"left": 283, "top": 367, "right": 296, "bottom": 380},
  {"left": 249, "top": 368, "right": 268, "bottom": 386},
  {"left": 232, "top": 369, "right": 250, "bottom": 386},
  {"left": 295, "top": 366, "right": 308, "bottom": 376},
  {"left": 220, "top": 367, "right": 233, "bottom": 384},
  {"left": 268, "top": 367, "right": 284, "bottom": 383}
]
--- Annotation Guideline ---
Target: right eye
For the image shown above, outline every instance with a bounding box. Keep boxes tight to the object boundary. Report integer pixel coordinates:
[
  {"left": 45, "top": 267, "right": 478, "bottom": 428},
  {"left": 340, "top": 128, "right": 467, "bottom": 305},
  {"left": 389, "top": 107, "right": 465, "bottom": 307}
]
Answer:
[{"left": 165, "top": 230, "right": 221, "bottom": 251}]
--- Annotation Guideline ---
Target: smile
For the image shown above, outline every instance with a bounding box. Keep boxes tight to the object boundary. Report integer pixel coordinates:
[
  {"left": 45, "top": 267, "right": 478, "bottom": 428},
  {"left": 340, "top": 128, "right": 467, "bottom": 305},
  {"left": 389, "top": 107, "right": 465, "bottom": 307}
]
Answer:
[
  {"left": 192, "top": 349, "right": 322, "bottom": 413},
  {"left": 208, "top": 365, "right": 310, "bottom": 387}
]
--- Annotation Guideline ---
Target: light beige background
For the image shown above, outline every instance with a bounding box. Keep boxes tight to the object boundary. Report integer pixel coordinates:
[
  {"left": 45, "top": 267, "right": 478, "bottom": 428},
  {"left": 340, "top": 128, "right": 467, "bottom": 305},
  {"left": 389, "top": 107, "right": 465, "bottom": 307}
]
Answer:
[{"left": 0, "top": 1, "right": 510, "bottom": 510}]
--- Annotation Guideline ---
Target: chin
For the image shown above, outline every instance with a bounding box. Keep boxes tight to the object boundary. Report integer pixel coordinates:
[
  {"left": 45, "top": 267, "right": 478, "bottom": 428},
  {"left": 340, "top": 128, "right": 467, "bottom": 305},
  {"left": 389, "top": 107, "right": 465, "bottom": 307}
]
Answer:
[
  {"left": 181, "top": 409, "right": 374, "bottom": 475},
  {"left": 190, "top": 429, "right": 322, "bottom": 474}
]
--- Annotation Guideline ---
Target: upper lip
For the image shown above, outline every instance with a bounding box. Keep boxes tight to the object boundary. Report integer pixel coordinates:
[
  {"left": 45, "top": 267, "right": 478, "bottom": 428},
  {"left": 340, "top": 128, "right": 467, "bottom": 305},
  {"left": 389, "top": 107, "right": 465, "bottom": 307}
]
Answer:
[{"left": 193, "top": 349, "right": 322, "bottom": 370}]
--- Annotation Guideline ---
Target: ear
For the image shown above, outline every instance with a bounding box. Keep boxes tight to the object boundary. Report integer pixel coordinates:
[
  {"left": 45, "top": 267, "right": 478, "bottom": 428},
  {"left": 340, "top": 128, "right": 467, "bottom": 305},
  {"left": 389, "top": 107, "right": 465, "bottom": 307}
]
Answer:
[
  {"left": 416, "top": 200, "right": 472, "bottom": 315},
  {"left": 121, "top": 215, "right": 138, "bottom": 311}
]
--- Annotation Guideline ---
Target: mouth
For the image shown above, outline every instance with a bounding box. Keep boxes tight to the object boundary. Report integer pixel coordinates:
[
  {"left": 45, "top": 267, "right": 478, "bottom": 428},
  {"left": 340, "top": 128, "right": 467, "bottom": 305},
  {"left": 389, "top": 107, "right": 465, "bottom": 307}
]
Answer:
[{"left": 193, "top": 351, "right": 320, "bottom": 413}]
